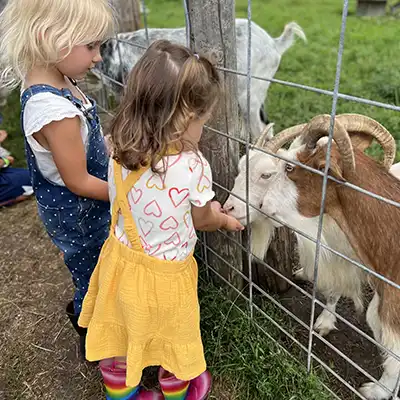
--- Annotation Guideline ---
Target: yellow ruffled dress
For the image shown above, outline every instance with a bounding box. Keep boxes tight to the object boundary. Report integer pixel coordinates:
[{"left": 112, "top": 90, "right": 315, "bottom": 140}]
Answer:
[{"left": 78, "top": 160, "right": 206, "bottom": 387}]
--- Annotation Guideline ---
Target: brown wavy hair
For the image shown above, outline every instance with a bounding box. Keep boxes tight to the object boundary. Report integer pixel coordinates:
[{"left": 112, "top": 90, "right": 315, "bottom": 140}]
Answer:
[{"left": 109, "top": 39, "right": 222, "bottom": 173}]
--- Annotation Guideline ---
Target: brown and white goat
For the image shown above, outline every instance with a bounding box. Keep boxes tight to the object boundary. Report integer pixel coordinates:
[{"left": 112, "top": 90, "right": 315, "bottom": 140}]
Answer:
[
  {"left": 224, "top": 116, "right": 396, "bottom": 338},
  {"left": 261, "top": 114, "right": 400, "bottom": 400}
]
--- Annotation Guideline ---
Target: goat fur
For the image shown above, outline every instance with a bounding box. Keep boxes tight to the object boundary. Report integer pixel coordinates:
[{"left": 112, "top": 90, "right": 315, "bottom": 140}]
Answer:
[
  {"left": 264, "top": 123, "right": 400, "bottom": 400},
  {"left": 225, "top": 132, "right": 366, "bottom": 337},
  {"left": 95, "top": 20, "right": 306, "bottom": 141}
]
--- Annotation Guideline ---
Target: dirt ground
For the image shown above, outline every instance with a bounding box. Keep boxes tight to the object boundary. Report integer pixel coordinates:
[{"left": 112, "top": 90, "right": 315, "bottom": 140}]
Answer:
[
  {"left": 0, "top": 200, "right": 236, "bottom": 400},
  {"left": 0, "top": 199, "right": 104, "bottom": 400},
  {"left": 278, "top": 283, "right": 381, "bottom": 399},
  {"left": 0, "top": 199, "right": 382, "bottom": 399}
]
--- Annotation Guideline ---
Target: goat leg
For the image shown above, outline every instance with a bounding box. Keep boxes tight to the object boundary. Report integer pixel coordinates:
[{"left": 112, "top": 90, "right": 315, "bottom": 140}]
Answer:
[
  {"left": 360, "top": 292, "right": 400, "bottom": 400},
  {"left": 313, "top": 293, "right": 340, "bottom": 337}
]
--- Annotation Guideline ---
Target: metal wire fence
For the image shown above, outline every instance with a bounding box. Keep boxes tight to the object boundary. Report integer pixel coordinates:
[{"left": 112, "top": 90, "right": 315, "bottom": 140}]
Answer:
[{"left": 88, "top": 1, "right": 400, "bottom": 398}]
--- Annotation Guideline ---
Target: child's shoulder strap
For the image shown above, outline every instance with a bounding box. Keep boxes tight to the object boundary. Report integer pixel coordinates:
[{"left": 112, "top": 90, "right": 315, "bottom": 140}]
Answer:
[
  {"left": 20, "top": 84, "right": 76, "bottom": 111},
  {"left": 111, "top": 160, "right": 150, "bottom": 251}
]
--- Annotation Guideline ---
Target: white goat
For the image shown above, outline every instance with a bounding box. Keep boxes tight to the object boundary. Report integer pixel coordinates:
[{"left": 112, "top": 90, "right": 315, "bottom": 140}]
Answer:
[
  {"left": 253, "top": 114, "right": 399, "bottom": 400},
  {"left": 95, "top": 20, "right": 306, "bottom": 141},
  {"left": 224, "top": 120, "right": 396, "bottom": 338}
]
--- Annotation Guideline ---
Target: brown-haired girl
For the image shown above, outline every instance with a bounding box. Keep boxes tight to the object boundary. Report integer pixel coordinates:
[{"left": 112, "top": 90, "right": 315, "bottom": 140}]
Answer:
[{"left": 78, "top": 40, "right": 243, "bottom": 400}]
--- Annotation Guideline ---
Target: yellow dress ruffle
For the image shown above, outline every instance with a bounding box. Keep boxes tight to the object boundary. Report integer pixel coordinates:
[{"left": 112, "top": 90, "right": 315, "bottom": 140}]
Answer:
[{"left": 78, "top": 161, "right": 206, "bottom": 387}]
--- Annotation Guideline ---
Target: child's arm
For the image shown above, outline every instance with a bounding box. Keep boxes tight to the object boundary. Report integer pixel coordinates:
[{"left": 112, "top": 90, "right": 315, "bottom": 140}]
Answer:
[
  {"left": 39, "top": 117, "right": 108, "bottom": 201},
  {"left": 192, "top": 200, "right": 244, "bottom": 232},
  {"left": 188, "top": 153, "right": 243, "bottom": 232},
  {"left": 0, "top": 155, "right": 14, "bottom": 168}
]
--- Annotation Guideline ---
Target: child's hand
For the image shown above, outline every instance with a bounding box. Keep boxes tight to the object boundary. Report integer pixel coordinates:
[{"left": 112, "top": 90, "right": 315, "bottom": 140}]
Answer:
[
  {"left": 211, "top": 200, "right": 243, "bottom": 231},
  {"left": 0, "top": 130, "right": 8, "bottom": 143},
  {"left": 222, "top": 214, "right": 244, "bottom": 232},
  {"left": 192, "top": 200, "right": 243, "bottom": 232},
  {"left": 211, "top": 200, "right": 223, "bottom": 213},
  {"left": 1, "top": 155, "right": 14, "bottom": 168}
]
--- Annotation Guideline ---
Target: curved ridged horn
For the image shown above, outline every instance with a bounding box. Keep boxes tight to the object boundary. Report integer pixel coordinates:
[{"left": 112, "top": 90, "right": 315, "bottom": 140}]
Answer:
[
  {"left": 255, "top": 123, "right": 275, "bottom": 148},
  {"left": 303, "top": 114, "right": 355, "bottom": 173},
  {"left": 336, "top": 114, "right": 395, "bottom": 170},
  {"left": 263, "top": 123, "right": 307, "bottom": 153}
]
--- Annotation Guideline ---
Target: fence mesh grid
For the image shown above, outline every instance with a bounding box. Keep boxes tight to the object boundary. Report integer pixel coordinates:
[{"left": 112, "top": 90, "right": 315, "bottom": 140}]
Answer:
[{"left": 88, "top": 1, "right": 400, "bottom": 398}]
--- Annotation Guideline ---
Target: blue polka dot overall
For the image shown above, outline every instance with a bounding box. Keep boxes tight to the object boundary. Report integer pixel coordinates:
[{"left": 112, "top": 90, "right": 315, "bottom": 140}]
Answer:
[{"left": 20, "top": 84, "right": 111, "bottom": 316}]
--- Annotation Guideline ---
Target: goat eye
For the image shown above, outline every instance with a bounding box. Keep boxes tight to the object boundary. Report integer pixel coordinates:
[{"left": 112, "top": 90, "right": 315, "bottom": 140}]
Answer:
[
  {"left": 261, "top": 173, "right": 271, "bottom": 179},
  {"left": 285, "top": 163, "right": 294, "bottom": 173}
]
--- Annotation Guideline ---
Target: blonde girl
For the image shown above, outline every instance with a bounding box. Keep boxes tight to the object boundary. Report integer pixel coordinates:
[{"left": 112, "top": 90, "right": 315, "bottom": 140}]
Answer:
[
  {"left": 78, "top": 40, "right": 244, "bottom": 400},
  {"left": 0, "top": 0, "right": 115, "bottom": 358}
]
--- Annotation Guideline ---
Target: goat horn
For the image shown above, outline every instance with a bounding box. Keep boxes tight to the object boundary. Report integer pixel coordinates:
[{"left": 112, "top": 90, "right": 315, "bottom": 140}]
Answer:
[
  {"left": 304, "top": 114, "right": 356, "bottom": 173},
  {"left": 263, "top": 123, "right": 307, "bottom": 153},
  {"left": 336, "top": 114, "right": 395, "bottom": 169},
  {"left": 255, "top": 123, "right": 275, "bottom": 148}
]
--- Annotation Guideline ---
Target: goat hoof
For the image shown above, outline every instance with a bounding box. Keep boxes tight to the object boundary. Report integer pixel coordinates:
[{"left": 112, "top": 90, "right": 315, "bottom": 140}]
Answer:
[
  {"left": 313, "top": 314, "right": 337, "bottom": 337},
  {"left": 359, "top": 382, "right": 393, "bottom": 400}
]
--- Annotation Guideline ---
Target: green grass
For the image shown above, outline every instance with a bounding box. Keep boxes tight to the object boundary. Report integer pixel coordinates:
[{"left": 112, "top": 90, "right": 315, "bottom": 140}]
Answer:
[
  {"left": 199, "top": 272, "right": 333, "bottom": 399},
  {"left": 2, "top": 0, "right": 400, "bottom": 165},
  {"left": 1, "top": 90, "right": 25, "bottom": 167},
  {"left": 0, "top": 1, "right": 398, "bottom": 397},
  {"left": 258, "top": 0, "right": 400, "bottom": 162},
  {"left": 144, "top": 0, "right": 400, "bottom": 162}
]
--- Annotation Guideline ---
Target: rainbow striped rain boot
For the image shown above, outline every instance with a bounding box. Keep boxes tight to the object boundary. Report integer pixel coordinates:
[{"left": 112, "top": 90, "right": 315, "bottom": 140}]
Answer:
[
  {"left": 100, "top": 358, "right": 139, "bottom": 400},
  {"left": 100, "top": 358, "right": 164, "bottom": 400},
  {"left": 158, "top": 367, "right": 212, "bottom": 400}
]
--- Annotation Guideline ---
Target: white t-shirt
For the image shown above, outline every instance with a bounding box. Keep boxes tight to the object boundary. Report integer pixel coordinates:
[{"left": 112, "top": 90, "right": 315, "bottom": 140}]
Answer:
[
  {"left": 110, "top": 151, "right": 215, "bottom": 261},
  {"left": 22, "top": 92, "right": 92, "bottom": 186}
]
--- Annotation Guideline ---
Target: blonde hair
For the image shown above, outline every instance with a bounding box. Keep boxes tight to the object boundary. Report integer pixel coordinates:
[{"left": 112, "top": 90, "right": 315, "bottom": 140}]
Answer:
[
  {"left": 109, "top": 40, "right": 222, "bottom": 174},
  {"left": 0, "top": 0, "right": 116, "bottom": 88}
]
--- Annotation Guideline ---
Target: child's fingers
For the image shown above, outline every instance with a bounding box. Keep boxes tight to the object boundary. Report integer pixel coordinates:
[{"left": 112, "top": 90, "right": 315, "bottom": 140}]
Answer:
[
  {"left": 225, "top": 215, "right": 245, "bottom": 232},
  {"left": 233, "top": 218, "right": 244, "bottom": 231},
  {"left": 0, "top": 130, "right": 8, "bottom": 143},
  {"left": 236, "top": 221, "right": 245, "bottom": 231},
  {"left": 211, "top": 200, "right": 222, "bottom": 211}
]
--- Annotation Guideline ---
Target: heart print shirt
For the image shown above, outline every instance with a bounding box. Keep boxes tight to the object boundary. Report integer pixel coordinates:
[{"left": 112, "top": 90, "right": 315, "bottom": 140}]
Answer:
[{"left": 109, "top": 151, "right": 215, "bottom": 261}]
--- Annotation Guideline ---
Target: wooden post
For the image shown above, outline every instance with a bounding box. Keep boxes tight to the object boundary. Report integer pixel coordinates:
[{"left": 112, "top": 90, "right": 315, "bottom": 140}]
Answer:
[
  {"left": 357, "top": 0, "right": 387, "bottom": 16},
  {"left": 112, "top": 0, "right": 142, "bottom": 32},
  {"left": 187, "top": 0, "right": 243, "bottom": 288},
  {"left": 252, "top": 227, "right": 297, "bottom": 294}
]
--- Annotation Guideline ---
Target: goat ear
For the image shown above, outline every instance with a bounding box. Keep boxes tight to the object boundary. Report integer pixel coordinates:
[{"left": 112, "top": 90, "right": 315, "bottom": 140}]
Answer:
[
  {"left": 255, "top": 123, "right": 275, "bottom": 148},
  {"left": 350, "top": 132, "right": 373, "bottom": 152},
  {"left": 316, "top": 158, "right": 345, "bottom": 182}
]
